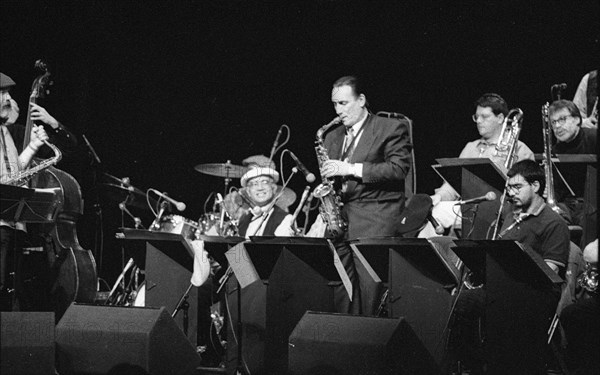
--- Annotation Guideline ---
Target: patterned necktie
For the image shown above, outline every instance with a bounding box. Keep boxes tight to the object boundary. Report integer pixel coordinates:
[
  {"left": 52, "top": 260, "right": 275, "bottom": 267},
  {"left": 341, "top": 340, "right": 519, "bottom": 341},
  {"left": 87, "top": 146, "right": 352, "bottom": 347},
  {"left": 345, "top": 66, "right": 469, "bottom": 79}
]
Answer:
[{"left": 343, "top": 127, "right": 355, "bottom": 162}]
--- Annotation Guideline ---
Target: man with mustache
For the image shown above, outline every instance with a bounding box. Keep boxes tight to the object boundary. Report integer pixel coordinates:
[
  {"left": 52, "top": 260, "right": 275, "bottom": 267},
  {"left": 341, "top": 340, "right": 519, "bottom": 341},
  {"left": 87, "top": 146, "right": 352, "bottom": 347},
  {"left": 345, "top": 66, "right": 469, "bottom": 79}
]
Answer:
[
  {"left": 1, "top": 72, "right": 77, "bottom": 311},
  {"left": 449, "top": 160, "right": 570, "bottom": 373}
]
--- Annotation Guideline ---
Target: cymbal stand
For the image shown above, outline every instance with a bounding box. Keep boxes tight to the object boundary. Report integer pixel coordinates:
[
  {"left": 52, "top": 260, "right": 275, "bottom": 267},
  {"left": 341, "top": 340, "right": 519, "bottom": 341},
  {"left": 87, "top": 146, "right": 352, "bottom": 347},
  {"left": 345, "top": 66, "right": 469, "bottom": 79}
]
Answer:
[
  {"left": 118, "top": 201, "right": 144, "bottom": 229},
  {"left": 222, "top": 160, "right": 234, "bottom": 197},
  {"left": 172, "top": 283, "right": 194, "bottom": 336}
]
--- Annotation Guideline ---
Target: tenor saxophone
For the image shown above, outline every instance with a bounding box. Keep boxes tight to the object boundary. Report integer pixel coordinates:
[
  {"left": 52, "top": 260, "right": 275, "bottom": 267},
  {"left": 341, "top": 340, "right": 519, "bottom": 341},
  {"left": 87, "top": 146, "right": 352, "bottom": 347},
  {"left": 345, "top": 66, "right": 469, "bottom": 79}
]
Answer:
[
  {"left": 313, "top": 116, "right": 347, "bottom": 238},
  {"left": 2, "top": 140, "right": 62, "bottom": 186}
]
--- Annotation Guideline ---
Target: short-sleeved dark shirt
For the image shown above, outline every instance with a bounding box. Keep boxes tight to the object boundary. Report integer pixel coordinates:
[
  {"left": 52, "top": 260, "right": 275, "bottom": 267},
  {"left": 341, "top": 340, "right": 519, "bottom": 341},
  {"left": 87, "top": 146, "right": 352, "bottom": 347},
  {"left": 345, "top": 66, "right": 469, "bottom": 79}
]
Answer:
[{"left": 500, "top": 203, "right": 570, "bottom": 269}]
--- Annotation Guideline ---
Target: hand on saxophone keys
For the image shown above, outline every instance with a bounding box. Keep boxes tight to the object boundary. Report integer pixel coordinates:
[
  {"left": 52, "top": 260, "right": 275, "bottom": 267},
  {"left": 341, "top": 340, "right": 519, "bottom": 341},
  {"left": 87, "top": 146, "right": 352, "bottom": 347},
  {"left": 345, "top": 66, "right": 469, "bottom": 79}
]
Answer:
[{"left": 321, "top": 159, "right": 356, "bottom": 178}]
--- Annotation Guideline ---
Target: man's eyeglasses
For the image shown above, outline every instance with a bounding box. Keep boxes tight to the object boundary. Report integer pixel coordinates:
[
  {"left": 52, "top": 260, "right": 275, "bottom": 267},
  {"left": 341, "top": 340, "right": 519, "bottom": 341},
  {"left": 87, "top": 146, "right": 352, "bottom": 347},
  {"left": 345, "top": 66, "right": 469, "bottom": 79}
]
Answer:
[
  {"left": 550, "top": 115, "right": 572, "bottom": 127},
  {"left": 472, "top": 113, "right": 494, "bottom": 122},
  {"left": 247, "top": 179, "right": 272, "bottom": 188},
  {"left": 506, "top": 182, "right": 530, "bottom": 194}
]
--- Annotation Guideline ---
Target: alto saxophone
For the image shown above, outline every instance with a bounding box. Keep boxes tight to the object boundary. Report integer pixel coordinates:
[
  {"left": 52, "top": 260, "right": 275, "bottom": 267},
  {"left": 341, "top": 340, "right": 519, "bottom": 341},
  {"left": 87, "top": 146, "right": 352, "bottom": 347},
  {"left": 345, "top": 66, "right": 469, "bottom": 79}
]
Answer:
[
  {"left": 314, "top": 116, "right": 347, "bottom": 238},
  {"left": 2, "top": 140, "right": 62, "bottom": 186}
]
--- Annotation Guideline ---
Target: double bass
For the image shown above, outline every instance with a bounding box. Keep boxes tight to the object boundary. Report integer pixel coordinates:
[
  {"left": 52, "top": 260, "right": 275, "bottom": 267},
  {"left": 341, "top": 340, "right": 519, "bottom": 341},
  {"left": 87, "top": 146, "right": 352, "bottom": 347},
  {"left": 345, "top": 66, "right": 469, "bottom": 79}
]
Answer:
[{"left": 23, "top": 61, "right": 97, "bottom": 319}]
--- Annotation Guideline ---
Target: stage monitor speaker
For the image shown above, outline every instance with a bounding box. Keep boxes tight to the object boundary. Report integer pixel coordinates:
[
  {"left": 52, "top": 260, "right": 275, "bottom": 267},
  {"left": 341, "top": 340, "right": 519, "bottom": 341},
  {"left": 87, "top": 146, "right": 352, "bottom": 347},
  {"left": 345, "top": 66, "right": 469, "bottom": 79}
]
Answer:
[
  {"left": 55, "top": 303, "right": 202, "bottom": 375},
  {"left": 288, "top": 311, "right": 441, "bottom": 375},
  {"left": 1, "top": 312, "right": 55, "bottom": 375}
]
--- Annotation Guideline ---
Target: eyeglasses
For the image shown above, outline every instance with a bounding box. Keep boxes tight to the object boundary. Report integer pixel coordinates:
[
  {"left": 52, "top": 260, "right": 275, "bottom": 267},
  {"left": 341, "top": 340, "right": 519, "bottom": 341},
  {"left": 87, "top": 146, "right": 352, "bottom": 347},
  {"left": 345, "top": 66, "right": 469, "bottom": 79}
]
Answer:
[
  {"left": 550, "top": 115, "right": 572, "bottom": 127},
  {"left": 247, "top": 179, "right": 272, "bottom": 188},
  {"left": 506, "top": 182, "right": 530, "bottom": 194},
  {"left": 472, "top": 113, "right": 494, "bottom": 122}
]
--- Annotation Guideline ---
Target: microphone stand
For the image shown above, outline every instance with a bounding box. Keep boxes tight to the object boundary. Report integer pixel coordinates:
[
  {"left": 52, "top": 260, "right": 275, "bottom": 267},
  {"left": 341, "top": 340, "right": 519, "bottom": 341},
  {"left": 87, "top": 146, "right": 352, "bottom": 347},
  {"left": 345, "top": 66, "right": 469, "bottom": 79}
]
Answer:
[
  {"left": 291, "top": 186, "right": 311, "bottom": 235},
  {"left": 172, "top": 283, "right": 194, "bottom": 337},
  {"left": 105, "top": 258, "right": 135, "bottom": 305},
  {"left": 150, "top": 201, "right": 169, "bottom": 231},
  {"left": 118, "top": 202, "right": 144, "bottom": 229}
]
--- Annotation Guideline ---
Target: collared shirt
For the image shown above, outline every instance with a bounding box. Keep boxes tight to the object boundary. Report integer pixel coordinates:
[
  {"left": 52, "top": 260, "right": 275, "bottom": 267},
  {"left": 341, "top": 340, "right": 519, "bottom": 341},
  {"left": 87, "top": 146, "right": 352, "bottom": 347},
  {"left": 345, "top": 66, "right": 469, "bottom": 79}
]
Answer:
[
  {"left": 245, "top": 206, "right": 294, "bottom": 237},
  {"left": 1, "top": 125, "right": 26, "bottom": 231},
  {"left": 499, "top": 200, "right": 570, "bottom": 269},
  {"left": 434, "top": 136, "right": 535, "bottom": 201},
  {"left": 341, "top": 112, "right": 368, "bottom": 178}
]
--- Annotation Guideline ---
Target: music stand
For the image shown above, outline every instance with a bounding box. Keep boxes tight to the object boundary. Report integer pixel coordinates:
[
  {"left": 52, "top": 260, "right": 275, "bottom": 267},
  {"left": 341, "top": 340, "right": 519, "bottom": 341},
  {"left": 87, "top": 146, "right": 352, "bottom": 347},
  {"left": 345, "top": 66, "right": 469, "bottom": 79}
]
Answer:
[
  {"left": 225, "top": 236, "right": 344, "bottom": 375},
  {"left": 452, "top": 239, "right": 563, "bottom": 374},
  {"left": 1, "top": 184, "right": 61, "bottom": 223},
  {"left": 432, "top": 158, "right": 507, "bottom": 239},
  {"left": 117, "top": 229, "right": 244, "bottom": 349},
  {"left": 351, "top": 237, "right": 460, "bottom": 368}
]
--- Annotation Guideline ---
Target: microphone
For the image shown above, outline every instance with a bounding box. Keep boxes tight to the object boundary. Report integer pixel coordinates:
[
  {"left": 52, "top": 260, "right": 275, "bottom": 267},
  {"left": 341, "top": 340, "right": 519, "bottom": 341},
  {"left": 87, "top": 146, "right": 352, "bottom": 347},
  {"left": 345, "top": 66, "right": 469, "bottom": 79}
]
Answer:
[
  {"left": 82, "top": 134, "right": 102, "bottom": 164},
  {"left": 291, "top": 186, "right": 311, "bottom": 223},
  {"left": 150, "top": 189, "right": 187, "bottom": 211},
  {"left": 106, "top": 258, "right": 135, "bottom": 304},
  {"left": 269, "top": 125, "right": 284, "bottom": 163},
  {"left": 455, "top": 191, "right": 497, "bottom": 205},
  {"left": 303, "top": 192, "right": 314, "bottom": 213},
  {"left": 427, "top": 214, "right": 444, "bottom": 235},
  {"left": 551, "top": 83, "right": 567, "bottom": 91},
  {"left": 289, "top": 151, "right": 316, "bottom": 183},
  {"left": 551, "top": 83, "right": 567, "bottom": 100}
]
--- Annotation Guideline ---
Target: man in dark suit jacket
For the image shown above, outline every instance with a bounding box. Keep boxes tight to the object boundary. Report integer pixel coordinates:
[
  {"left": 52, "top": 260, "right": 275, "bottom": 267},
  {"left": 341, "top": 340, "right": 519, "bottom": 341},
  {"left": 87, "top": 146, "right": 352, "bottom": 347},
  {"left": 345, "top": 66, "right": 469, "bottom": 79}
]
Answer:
[
  {"left": 320, "top": 76, "right": 412, "bottom": 314},
  {"left": 321, "top": 75, "right": 412, "bottom": 239}
]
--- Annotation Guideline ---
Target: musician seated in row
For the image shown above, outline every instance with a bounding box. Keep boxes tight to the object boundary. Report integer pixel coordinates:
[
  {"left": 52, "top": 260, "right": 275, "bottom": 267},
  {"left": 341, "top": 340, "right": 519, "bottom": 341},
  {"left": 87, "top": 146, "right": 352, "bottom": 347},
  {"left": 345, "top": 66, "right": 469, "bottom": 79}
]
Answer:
[
  {"left": 1, "top": 72, "right": 75, "bottom": 311},
  {"left": 219, "top": 165, "right": 294, "bottom": 238},
  {"left": 421, "top": 93, "right": 535, "bottom": 237},
  {"left": 550, "top": 99, "right": 597, "bottom": 155},
  {"left": 449, "top": 160, "right": 570, "bottom": 373},
  {"left": 548, "top": 100, "right": 597, "bottom": 239},
  {"left": 220, "top": 155, "right": 296, "bottom": 226},
  {"left": 560, "top": 238, "right": 599, "bottom": 375}
]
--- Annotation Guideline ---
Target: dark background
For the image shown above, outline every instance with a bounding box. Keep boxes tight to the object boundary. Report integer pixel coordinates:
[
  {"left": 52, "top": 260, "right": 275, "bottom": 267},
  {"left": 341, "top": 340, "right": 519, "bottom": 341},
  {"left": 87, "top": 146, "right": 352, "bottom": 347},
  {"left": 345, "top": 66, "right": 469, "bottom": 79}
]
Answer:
[{"left": 2, "top": 0, "right": 598, "bottom": 284}]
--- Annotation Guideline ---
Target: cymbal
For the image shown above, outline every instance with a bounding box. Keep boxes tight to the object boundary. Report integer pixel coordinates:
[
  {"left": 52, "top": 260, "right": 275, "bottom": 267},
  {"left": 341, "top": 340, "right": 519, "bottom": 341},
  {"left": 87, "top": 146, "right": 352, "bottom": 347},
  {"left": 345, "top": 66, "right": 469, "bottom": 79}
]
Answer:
[
  {"left": 275, "top": 186, "right": 297, "bottom": 211},
  {"left": 195, "top": 163, "right": 247, "bottom": 178},
  {"left": 99, "top": 183, "right": 157, "bottom": 210}
]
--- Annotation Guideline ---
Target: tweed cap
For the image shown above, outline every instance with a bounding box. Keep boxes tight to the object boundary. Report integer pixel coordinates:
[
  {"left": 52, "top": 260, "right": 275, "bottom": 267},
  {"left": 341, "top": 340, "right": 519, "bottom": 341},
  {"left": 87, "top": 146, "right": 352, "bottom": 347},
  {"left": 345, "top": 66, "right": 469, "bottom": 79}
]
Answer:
[{"left": 0, "top": 73, "right": 16, "bottom": 90}]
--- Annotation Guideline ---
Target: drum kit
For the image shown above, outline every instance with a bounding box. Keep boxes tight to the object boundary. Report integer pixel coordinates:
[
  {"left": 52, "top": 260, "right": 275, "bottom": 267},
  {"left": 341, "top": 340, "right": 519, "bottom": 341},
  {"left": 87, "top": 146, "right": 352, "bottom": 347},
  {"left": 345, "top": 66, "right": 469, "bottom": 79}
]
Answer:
[
  {"left": 100, "top": 161, "right": 297, "bottom": 237},
  {"left": 100, "top": 160, "right": 299, "bottom": 309}
]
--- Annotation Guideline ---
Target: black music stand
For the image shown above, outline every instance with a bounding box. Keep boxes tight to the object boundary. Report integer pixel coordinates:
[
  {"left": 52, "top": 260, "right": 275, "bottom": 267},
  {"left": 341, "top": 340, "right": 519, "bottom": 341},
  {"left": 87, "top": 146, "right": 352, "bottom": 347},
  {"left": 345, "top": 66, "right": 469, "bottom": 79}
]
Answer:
[
  {"left": 432, "top": 158, "right": 507, "bottom": 239},
  {"left": 452, "top": 239, "right": 564, "bottom": 374},
  {"left": 351, "top": 237, "right": 460, "bottom": 369},
  {"left": 117, "top": 229, "right": 244, "bottom": 349},
  {"left": 1, "top": 184, "right": 61, "bottom": 223},
  {"left": 225, "top": 236, "right": 344, "bottom": 375}
]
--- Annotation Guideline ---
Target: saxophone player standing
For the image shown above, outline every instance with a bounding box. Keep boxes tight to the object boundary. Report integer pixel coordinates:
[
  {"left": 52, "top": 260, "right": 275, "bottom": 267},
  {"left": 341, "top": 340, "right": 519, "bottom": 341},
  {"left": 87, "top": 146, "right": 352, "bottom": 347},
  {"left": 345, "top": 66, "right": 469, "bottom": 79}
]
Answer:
[
  {"left": 319, "top": 76, "right": 412, "bottom": 314},
  {"left": 321, "top": 76, "right": 412, "bottom": 239}
]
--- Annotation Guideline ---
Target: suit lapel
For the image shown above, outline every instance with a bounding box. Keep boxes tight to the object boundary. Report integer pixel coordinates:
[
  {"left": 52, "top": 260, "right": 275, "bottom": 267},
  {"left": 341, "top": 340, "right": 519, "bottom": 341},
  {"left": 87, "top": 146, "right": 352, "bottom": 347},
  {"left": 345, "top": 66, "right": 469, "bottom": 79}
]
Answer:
[
  {"left": 349, "top": 114, "right": 375, "bottom": 163},
  {"left": 327, "top": 125, "right": 345, "bottom": 160}
]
